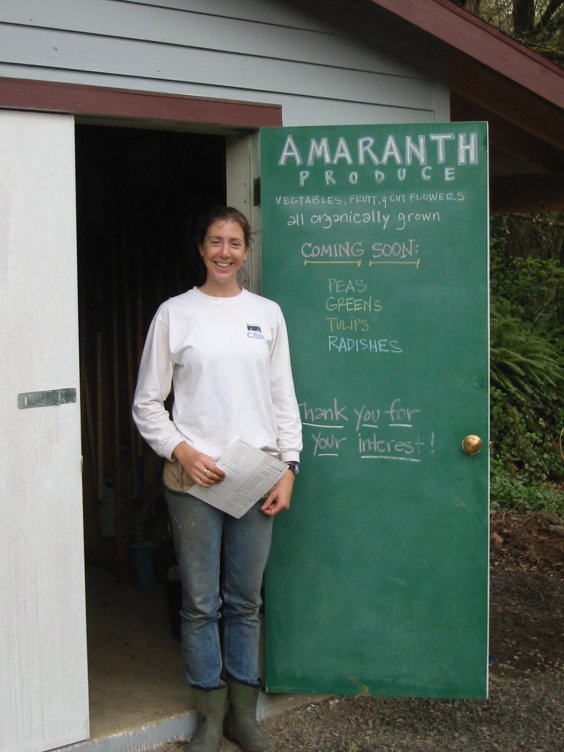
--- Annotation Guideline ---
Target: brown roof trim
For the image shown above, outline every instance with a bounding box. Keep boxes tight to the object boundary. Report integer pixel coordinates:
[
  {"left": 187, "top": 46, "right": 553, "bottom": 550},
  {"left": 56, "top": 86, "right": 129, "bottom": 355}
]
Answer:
[
  {"left": 450, "top": 56, "right": 563, "bottom": 154},
  {"left": 0, "top": 77, "right": 282, "bottom": 129},
  {"left": 370, "top": 0, "right": 564, "bottom": 110},
  {"left": 491, "top": 172, "right": 564, "bottom": 213}
]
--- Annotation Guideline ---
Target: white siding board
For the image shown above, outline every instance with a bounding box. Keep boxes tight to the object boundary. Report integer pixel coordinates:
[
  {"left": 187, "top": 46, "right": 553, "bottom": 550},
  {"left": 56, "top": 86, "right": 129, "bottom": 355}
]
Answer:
[
  {"left": 0, "top": 26, "right": 436, "bottom": 111},
  {"left": 280, "top": 98, "right": 437, "bottom": 126},
  {"left": 0, "top": 0, "right": 435, "bottom": 78},
  {"left": 113, "top": 0, "right": 413, "bottom": 40}
]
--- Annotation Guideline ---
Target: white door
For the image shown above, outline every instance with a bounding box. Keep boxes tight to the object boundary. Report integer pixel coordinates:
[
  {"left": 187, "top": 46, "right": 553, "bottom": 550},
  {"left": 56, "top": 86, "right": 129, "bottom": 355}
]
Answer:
[{"left": 0, "top": 112, "right": 89, "bottom": 752}]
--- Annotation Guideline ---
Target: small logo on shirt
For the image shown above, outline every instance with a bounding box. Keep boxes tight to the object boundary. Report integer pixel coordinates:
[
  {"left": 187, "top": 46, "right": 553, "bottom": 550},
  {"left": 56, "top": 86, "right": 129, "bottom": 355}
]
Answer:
[{"left": 247, "top": 324, "right": 265, "bottom": 340}]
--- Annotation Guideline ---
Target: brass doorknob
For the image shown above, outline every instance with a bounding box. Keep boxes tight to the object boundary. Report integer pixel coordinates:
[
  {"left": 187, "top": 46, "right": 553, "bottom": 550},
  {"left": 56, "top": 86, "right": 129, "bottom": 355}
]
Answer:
[{"left": 462, "top": 435, "right": 482, "bottom": 455}]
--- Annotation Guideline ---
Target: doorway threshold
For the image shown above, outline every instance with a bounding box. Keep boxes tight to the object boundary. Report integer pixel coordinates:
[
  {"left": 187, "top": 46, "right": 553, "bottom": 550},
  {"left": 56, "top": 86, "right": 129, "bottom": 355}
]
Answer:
[{"left": 56, "top": 567, "right": 322, "bottom": 752}]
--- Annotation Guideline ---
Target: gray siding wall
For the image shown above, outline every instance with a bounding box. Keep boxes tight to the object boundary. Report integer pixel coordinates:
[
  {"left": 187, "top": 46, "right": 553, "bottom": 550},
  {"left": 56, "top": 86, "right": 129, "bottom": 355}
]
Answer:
[{"left": 0, "top": 0, "right": 450, "bottom": 125}]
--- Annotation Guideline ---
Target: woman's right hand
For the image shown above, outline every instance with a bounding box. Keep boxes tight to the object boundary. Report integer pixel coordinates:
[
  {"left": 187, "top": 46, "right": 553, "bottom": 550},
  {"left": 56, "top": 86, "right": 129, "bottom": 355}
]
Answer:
[{"left": 172, "top": 442, "right": 225, "bottom": 488}]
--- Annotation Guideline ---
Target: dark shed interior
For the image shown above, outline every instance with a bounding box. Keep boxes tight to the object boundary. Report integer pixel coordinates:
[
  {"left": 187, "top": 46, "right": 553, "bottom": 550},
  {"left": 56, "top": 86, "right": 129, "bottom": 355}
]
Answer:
[{"left": 75, "top": 124, "right": 226, "bottom": 584}]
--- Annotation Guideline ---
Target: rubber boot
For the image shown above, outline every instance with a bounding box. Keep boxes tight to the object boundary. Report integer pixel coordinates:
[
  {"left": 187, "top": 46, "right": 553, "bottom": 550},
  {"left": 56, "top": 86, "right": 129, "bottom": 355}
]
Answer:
[
  {"left": 224, "top": 680, "right": 275, "bottom": 752},
  {"left": 188, "top": 685, "right": 227, "bottom": 752}
]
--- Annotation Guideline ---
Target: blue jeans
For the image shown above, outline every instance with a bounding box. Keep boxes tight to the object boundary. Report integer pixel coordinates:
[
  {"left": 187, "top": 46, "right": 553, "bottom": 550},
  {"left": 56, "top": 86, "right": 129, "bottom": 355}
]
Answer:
[{"left": 165, "top": 490, "right": 273, "bottom": 690}]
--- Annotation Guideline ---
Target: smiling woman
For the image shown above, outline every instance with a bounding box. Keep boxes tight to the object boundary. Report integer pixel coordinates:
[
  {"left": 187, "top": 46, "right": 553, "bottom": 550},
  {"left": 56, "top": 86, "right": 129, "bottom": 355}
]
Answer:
[
  {"left": 198, "top": 208, "right": 250, "bottom": 297},
  {"left": 132, "top": 205, "right": 303, "bottom": 752}
]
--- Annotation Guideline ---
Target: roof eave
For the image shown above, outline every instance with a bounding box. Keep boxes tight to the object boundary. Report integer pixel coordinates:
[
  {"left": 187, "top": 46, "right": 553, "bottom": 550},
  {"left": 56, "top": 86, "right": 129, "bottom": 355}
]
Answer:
[{"left": 369, "top": 0, "right": 564, "bottom": 110}]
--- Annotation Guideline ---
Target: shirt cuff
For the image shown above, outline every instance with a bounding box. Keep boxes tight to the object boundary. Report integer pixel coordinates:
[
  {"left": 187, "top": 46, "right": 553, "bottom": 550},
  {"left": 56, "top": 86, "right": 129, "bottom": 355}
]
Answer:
[
  {"left": 280, "top": 452, "right": 300, "bottom": 463},
  {"left": 162, "top": 433, "right": 189, "bottom": 461}
]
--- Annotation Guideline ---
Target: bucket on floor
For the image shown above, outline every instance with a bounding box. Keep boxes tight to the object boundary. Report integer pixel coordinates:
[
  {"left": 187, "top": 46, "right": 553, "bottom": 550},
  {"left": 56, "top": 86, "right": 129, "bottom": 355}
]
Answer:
[{"left": 129, "top": 542, "right": 157, "bottom": 589}]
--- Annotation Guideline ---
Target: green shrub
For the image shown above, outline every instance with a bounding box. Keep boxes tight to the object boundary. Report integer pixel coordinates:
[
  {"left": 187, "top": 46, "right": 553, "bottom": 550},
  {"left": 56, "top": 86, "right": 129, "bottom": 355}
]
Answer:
[
  {"left": 490, "top": 303, "right": 563, "bottom": 402},
  {"left": 490, "top": 459, "right": 563, "bottom": 514},
  {"left": 489, "top": 224, "right": 563, "bottom": 513},
  {"left": 490, "top": 249, "right": 564, "bottom": 328}
]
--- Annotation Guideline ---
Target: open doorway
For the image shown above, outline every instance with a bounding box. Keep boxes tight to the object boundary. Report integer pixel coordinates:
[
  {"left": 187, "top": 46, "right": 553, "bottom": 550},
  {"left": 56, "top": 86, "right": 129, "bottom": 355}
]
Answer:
[{"left": 75, "top": 124, "right": 226, "bottom": 736}]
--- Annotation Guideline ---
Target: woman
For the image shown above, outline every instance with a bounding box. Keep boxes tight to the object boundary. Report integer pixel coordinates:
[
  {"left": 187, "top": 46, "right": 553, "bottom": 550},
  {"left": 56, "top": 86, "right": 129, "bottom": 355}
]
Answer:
[{"left": 132, "top": 206, "right": 302, "bottom": 752}]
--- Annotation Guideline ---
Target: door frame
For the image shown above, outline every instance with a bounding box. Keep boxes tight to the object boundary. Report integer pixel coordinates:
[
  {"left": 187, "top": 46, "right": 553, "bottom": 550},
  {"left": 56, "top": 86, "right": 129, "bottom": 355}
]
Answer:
[
  {"left": 0, "top": 76, "right": 281, "bottom": 752},
  {"left": 0, "top": 76, "right": 279, "bottom": 291},
  {"left": 0, "top": 76, "right": 282, "bottom": 131}
]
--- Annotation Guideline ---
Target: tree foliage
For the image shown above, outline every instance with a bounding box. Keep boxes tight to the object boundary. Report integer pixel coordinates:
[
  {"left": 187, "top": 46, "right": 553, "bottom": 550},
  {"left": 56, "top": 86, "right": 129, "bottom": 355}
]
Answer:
[
  {"left": 452, "top": 0, "right": 564, "bottom": 63},
  {"left": 494, "top": 213, "right": 564, "bottom": 263}
]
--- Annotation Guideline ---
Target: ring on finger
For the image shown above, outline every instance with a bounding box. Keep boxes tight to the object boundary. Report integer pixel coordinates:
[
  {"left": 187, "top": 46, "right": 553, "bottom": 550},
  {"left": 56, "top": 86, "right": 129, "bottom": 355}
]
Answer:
[{"left": 203, "top": 467, "right": 209, "bottom": 475}]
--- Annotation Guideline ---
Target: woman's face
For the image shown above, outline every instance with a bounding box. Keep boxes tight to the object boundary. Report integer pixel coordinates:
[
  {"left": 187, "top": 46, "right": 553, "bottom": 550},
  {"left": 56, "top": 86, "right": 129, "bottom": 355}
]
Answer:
[{"left": 199, "top": 218, "right": 249, "bottom": 295}]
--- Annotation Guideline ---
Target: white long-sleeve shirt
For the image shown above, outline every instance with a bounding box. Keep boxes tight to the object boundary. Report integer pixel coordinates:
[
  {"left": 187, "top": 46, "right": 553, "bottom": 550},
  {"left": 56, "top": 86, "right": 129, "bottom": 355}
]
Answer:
[{"left": 132, "top": 286, "right": 302, "bottom": 463}]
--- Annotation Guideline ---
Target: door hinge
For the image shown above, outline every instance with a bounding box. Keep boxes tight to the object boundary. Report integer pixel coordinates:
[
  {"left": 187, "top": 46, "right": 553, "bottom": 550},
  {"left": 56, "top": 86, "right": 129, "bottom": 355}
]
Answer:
[{"left": 18, "top": 388, "right": 77, "bottom": 409}]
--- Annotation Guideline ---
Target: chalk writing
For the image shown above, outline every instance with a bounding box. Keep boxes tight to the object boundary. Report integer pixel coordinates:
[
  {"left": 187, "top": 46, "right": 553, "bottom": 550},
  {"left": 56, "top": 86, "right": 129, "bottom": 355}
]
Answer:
[
  {"left": 379, "top": 192, "right": 465, "bottom": 207},
  {"left": 300, "top": 398, "right": 348, "bottom": 427},
  {"left": 396, "top": 211, "right": 440, "bottom": 231},
  {"left": 278, "top": 132, "right": 479, "bottom": 167},
  {"left": 312, "top": 432, "right": 347, "bottom": 457},
  {"left": 301, "top": 240, "right": 422, "bottom": 268},
  {"left": 371, "top": 240, "right": 418, "bottom": 260},
  {"left": 305, "top": 259, "right": 363, "bottom": 267},
  {"left": 328, "top": 278, "right": 367, "bottom": 293},
  {"left": 271, "top": 126, "right": 478, "bottom": 187},
  {"left": 274, "top": 191, "right": 465, "bottom": 209},
  {"left": 325, "top": 296, "right": 382, "bottom": 313},
  {"left": 299, "top": 398, "right": 435, "bottom": 462},
  {"left": 328, "top": 337, "right": 402, "bottom": 353},
  {"left": 368, "top": 259, "right": 421, "bottom": 268},
  {"left": 276, "top": 194, "right": 344, "bottom": 206},
  {"left": 289, "top": 210, "right": 390, "bottom": 230},
  {"left": 358, "top": 431, "right": 436, "bottom": 462},
  {"left": 297, "top": 167, "right": 460, "bottom": 188},
  {"left": 358, "top": 433, "right": 425, "bottom": 461},
  {"left": 326, "top": 318, "right": 369, "bottom": 333},
  {"left": 322, "top": 279, "right": 381, "bottom": 334},
  {"left": 353, "top": 405, "right": 380, "bottom": 431},
  {"left": 301, "top": 241, "right": 365, "bottom": 258},
  {"left": 385, "top": 398, "right": 420, "bottom": 425}
]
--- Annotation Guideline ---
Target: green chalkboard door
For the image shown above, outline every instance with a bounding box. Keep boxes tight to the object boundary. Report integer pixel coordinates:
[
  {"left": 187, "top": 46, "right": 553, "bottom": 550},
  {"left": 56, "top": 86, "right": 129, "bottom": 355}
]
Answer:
[{"left": 261, "top": 123, "right": 489, "bottom": 699}]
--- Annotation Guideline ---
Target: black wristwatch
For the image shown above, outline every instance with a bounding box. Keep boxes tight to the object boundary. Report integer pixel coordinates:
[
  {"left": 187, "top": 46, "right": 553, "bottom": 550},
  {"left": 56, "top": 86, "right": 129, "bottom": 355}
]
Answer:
[{"left": 286, "top": 462, "right": 300, "bottom": 476}]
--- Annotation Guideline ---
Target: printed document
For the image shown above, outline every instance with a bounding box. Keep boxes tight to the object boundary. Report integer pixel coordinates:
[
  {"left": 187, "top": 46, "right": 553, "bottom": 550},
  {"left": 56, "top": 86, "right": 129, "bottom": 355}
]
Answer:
[{"left": 190, "top": 439, "right": 289, "bottom": 518}]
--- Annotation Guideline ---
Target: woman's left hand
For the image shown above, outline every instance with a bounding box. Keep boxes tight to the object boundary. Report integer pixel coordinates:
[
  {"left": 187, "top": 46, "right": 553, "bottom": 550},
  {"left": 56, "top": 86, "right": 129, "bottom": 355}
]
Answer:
[{"left": 260, "top": 469, "right": 295, "bottom": 517}]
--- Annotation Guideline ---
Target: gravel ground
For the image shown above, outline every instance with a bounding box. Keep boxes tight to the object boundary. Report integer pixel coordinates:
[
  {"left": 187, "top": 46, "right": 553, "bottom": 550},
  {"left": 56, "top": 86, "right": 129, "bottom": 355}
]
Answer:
[
  {"left": 156, "top": 513, "right": 564, "bottom": 752},
  {"left": 256, "top": 566, "right": 563, "bottom": 751}
]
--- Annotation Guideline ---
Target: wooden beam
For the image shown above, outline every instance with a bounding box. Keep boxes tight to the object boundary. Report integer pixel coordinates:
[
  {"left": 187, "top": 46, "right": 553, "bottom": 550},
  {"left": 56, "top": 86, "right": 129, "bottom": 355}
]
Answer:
[
  {"left": 450, "top": 56, "right": 564, "bottom": 153},
  {"left": 491, "top": 172, "right": 564, "bottom": 213},
  {"left": 0, "top": 76, "right": 282, "bottom": 129},
  {"left": 451, "top": 93, "right": 564, "bottom": 174}
]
